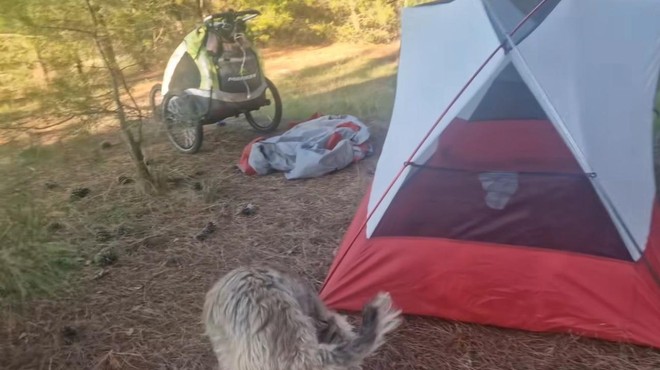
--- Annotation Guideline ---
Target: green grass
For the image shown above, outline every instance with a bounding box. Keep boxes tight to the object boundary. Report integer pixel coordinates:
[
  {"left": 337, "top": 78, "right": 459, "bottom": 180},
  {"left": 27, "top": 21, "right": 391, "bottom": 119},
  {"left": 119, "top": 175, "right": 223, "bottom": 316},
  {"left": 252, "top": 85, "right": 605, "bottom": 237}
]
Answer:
[
  {"left": 0, "top": 121, "right": 143, "bottom": 303},
  {"left": 0, "top": 139, "right": 92, "bottom": 303},
  {"left": 275, "top": 51, "right": 398, "bottom": 122},
  {"left": 0, "top": 191, "right": 78, "bottom": 302},
  {"left": 0, "top": 99, "right": 37, "bottom": 122}
]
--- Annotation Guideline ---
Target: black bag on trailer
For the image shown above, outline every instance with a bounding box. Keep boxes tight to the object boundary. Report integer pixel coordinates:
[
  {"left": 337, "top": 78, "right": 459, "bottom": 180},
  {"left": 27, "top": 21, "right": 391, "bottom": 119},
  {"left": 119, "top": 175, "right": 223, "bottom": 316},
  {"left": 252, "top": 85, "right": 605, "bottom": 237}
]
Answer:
[{"left": 216, "top": 42, "right": 263, "bottom": 95}]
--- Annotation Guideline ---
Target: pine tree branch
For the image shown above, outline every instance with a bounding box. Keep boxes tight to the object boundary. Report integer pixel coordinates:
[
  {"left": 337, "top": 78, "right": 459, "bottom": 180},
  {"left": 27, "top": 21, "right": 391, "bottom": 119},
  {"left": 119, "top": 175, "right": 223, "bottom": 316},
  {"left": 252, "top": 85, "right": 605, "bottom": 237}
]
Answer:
[
  {"left": 0, "top": 33, "right": 42, "bottom": 38},
  {"left": 1, "top": 108, "right": 117, "bottom": 132},
  {"left": 84, "top": 0, "right": 153, "bottom": 185},
  {"left": 38, "top": 25, "right": 96, "bottom": 36}
]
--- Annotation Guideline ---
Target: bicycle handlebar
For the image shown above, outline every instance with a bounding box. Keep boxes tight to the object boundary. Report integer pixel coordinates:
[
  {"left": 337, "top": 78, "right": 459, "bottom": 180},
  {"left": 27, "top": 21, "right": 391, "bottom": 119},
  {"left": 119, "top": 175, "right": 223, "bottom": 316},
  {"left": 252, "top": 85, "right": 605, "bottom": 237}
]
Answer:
[{"left": 205, "top": 9, "right": 261, "bottom": 22}]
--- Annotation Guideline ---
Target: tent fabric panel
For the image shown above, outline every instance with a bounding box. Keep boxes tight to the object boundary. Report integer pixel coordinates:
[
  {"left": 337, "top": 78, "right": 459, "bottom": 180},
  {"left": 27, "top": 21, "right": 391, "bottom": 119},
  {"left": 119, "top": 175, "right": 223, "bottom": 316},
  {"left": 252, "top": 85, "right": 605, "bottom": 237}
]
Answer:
[
  {"left": 320, "top": 193, "right": 660, "bottom": 349},
  {"left": 367, "top": 0, "right": 505, "bottom": 236},
  {"left": 466, "top": 63, "right": 547, "bottom": 121},
  {"left": 425, "top": 119, "right": 581, "bottom": 173},
  {"left": 373, "top": 119, "right": 629, "bottom": 259},
  {"left": 481, "top": 0, "right": 560, "bottom": 46},
  {"left": 375, "top": 166, "right": 630, "bottom": 260},
  {"left": 514, "top": 0, "right": 660, "bottom": 256}
]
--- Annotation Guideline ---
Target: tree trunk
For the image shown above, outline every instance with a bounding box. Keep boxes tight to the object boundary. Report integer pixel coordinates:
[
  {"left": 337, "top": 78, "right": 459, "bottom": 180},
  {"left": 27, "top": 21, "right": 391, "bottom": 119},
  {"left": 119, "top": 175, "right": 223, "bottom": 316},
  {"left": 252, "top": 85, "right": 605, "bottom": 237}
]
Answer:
[
  {"left": 348, "top": 0, "right": 362, "bottom": 33},
  {"left": 196, "top": 0, "right": 205, "bottom": 19},
  {"left": 74, "top": 51, "right": 84, "bottom": 76},
  {"left": 31, "top": 40, "right": 51, "bottom": 86},
  {"left": 134, "top": 46, "right": 150, "bottom": 71},
  {"left": 85, "top": 0, "right": 156, "bottom": 190}
]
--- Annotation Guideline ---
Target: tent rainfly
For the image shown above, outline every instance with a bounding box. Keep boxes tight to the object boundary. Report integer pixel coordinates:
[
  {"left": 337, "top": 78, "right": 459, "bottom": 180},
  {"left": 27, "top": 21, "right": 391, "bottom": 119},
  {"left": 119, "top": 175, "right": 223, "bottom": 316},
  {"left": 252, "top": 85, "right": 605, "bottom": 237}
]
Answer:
[{"left": 320, "top": 0, "right": 660, "bottom": 348}]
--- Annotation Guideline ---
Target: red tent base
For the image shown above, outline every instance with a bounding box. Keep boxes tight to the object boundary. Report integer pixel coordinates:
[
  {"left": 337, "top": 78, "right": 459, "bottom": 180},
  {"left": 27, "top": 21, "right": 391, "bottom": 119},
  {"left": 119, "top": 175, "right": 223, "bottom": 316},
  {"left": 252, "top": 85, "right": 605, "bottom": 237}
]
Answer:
[{"left": 320, "top": 191, "right": 660, "bottom": 349}]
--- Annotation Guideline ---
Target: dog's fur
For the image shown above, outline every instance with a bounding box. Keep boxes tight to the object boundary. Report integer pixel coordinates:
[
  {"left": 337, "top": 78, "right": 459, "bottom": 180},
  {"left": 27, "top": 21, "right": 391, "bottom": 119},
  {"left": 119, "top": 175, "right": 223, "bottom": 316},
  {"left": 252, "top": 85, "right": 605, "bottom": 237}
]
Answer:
[{"left": 203, "top": 266, "right": 401, "bottom": 370}]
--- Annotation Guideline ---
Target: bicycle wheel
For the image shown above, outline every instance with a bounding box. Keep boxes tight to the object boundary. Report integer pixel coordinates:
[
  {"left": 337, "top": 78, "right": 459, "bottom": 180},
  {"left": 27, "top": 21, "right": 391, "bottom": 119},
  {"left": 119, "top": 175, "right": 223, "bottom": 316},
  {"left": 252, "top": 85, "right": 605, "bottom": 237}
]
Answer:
[
  {"left": 149, "top": 83, "right": 163, "bottom": 121},
  {"left": 162, "top": 92, "right": 204, "bottom": 154},
  {"left": 245, "top": 77, "right": 282, "bottom": 133}
]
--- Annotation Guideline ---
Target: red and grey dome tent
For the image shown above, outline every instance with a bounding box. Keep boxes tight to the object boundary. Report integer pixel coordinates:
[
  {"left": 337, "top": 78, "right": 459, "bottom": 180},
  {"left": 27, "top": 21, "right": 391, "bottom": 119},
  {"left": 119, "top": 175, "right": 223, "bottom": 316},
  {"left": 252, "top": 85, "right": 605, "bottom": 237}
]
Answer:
[{"left": 319, "top": 0, "right": 660, "bottom": 348}]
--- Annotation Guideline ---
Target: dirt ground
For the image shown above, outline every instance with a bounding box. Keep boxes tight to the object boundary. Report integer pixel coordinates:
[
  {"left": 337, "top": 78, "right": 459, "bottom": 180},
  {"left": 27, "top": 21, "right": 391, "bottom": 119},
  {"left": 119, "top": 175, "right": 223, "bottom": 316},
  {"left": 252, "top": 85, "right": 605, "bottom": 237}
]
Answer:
[{"left": 2, "top": 43, "right": 660, "bottom": 370}]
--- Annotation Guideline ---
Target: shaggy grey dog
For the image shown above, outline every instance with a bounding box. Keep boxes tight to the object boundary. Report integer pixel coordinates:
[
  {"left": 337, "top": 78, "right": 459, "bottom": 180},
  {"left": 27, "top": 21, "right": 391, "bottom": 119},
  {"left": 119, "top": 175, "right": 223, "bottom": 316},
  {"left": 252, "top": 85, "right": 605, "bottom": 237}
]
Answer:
[{"left": 203, "top": 266, "right": 401, "bottom": 370}]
